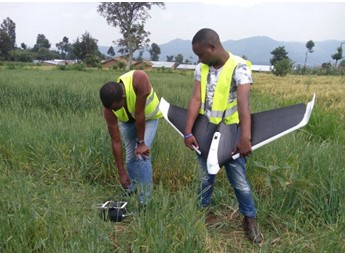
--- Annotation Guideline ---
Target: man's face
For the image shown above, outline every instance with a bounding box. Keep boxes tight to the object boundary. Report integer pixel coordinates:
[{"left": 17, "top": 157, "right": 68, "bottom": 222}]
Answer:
[
  {"left": 110, "top": 96, "right": 126, "bottom": 111},
  {"left": 192, "top": 42, "right": 216, "bottom": 66}
]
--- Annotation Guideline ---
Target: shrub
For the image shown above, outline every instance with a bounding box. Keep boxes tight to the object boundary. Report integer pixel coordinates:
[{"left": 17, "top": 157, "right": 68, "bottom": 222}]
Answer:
[
  {"left": 9, "top": 49, "right": 34, "bottom": 62},
  {"left": 272, "top": 58, "right": 293, "bottom": 77},
  {"left": 116, "top": 61, "right": 126, "bottom": 70},
  {"left": 85, "top": 54, "right": 101, "bottom": 68}
]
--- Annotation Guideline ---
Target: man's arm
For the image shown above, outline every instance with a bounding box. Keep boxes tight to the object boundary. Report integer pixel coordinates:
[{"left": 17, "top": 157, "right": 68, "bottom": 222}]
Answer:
[
  {"left": 103, "top": 108, "right": 131, "bottom": 188},
  {"left": 135, "top": 92, "right": 148, "bottom": 140},
  {"left": 235, "top": 83, "right": 252, "bottom": 157},
  {"left": 133, "top": 70, "right": 151, "bottom": 158},
  {"left": 184, "top": 79, "right": 201, "bottom": 150}
]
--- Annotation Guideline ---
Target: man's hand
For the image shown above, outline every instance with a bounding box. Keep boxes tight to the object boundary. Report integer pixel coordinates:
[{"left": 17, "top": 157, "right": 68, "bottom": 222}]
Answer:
[
  {"left": 236, "top": 83, "right": 252, "bottom": 157},
  {"left": 119, "top": 173, "right": 131, "bottom": 189},
  {"left": 233, "top": 137, "right": 252, "bottom": 157},
  {"left": 184, "top": 135, "right": 199, "bottom": 151},
  {"left": 135, "top": 143, "right": 150, "bottom": 160}
]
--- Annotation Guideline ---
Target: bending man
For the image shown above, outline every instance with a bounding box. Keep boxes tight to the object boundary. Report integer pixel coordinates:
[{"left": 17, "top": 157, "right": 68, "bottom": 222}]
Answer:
[{"left": 100, "top": 70, "right": 162, "bottom": 206}]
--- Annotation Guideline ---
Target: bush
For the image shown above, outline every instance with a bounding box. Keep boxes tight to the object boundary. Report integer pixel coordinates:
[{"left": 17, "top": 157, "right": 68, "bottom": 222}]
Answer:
[
  {"left": 85, "top": 54, "right": 101, "bottom": 68},
  {"left": 272, "top": 58, "right": 293, "bottom": 77},
  {"left": 9, "top": 49, "right": 34, "bottom": 62},
  {"left": 57, "top": 63, "right": 86, "bottom": 71},
  {"left": 116, "top": 61, "right": 126, "bottom": 70}
]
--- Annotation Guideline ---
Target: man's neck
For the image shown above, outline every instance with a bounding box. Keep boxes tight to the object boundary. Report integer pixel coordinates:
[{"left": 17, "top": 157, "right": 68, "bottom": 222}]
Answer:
[{"left": 213, "top": 50, "right": 230, "bottom": 69}]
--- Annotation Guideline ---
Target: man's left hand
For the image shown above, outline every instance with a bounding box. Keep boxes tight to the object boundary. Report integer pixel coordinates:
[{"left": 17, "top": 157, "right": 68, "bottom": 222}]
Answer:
[
  {"left": 233, "top": 137, "right": 252, "bottom": 157},
  {"left": 135, "top": 143, "right": 150, "bottom": 160}
]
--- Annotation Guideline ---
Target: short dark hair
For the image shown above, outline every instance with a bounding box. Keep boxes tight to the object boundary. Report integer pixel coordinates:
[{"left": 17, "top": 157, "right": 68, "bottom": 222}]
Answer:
[
  {"left": 192, "top": 28, "right": 220, "bottom": 45},
  {"left": 99, "top": 81, "right": 124, "bottom": 108}
]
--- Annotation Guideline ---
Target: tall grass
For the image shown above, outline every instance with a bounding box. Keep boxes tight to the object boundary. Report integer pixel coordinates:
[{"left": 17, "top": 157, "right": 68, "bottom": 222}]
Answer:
[{"left": 0, "top": 68, "right": 344, "bottom": 252}]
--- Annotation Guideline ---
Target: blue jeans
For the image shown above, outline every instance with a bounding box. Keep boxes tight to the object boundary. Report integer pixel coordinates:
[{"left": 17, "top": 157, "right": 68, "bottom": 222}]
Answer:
[
  {"left": 197, "top": 155, "right": 257, "bottom": 218},
  {"left": 119, "top": 119, "right": 159, "bottom": 205}
]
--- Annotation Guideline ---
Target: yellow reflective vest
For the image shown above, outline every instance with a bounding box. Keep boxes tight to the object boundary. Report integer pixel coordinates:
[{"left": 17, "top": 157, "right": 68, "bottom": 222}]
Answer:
[
  {"left": 200, "top": 52, "right": 251, "bottom": 125},
  {"left": 112, "top": 71, "right": 162, "bottom": 122}
]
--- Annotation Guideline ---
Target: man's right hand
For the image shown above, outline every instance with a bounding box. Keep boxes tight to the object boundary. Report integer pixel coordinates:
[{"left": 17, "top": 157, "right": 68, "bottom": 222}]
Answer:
[{"left": 119, "top": 173, "right": 131, "bottom": 189}]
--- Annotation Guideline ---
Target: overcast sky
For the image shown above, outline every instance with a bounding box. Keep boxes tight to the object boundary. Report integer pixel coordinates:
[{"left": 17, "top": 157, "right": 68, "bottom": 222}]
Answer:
[{"left": 1, "top": 1, "right": 344, "bottom": 48}]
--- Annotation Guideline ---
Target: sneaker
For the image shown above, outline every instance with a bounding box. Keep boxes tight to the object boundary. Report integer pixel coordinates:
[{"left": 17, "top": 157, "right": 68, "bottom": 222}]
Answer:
[{"left": 242, "top": 216, "right": 263, "bottom": 244}]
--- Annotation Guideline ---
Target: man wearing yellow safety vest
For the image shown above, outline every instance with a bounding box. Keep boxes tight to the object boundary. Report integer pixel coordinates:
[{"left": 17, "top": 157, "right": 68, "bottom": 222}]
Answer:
[
  {"left": 100, "top": 70, "right": 162, "bottom": 206},
  {"left": 184, "top": 28, "right": 263, "bottom": 244}
]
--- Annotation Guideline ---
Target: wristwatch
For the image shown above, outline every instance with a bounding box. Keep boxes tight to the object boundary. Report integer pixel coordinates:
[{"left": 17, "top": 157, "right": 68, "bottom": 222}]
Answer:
[{"left": 136, "top": 140, "right": 145, "bottom": 145}]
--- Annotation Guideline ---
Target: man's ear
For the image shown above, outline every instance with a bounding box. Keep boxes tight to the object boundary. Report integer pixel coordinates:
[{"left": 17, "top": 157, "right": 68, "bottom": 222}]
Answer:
[{"left": 208, "top": 43, "right": 216, "bottom": 52}]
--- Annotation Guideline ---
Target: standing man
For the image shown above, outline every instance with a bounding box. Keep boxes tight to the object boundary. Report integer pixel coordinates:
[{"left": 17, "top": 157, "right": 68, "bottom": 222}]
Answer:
[
  {"left": 184, "top": 28, "right": 263, "bottom": 244},
  {"left": 100, "top": 70, "right": 162, "bottom": 206}
]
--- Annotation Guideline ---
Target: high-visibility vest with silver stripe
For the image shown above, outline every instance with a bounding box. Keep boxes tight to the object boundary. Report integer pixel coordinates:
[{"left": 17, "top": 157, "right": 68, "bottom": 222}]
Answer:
[
  {"left": 200, "top": 52, "right": 251, "bottom": 125},
  {"left": 113, "top": 71, "right": 162, "bottom": 122}
]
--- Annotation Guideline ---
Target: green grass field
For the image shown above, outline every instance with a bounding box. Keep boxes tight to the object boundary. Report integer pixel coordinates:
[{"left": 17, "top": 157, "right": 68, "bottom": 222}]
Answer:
[{"left": 0, "top": 67, "right": 344, "bottom": 252}]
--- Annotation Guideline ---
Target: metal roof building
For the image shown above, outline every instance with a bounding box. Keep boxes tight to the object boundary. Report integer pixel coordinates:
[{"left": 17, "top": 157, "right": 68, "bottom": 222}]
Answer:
[
  {"left": 150, "top": 61, "right": 177, "bottom": 69},
  {"left": 251, "top": 65, "right": 272, "bottom": 72},
  {"left": 176, "top": 64, "right": 197, "bottom": 70}
]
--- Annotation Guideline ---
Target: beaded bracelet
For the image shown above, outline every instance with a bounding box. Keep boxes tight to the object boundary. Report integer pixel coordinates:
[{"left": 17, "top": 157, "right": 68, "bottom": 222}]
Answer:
[{"left": 184, "top": 133, "right": 193, "bottom": 139}]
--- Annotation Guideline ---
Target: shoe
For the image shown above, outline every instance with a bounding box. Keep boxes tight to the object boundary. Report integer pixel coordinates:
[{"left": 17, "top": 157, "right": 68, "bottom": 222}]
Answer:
[{"left": 242, "top": 216, "right": 263, "bottom": 244}]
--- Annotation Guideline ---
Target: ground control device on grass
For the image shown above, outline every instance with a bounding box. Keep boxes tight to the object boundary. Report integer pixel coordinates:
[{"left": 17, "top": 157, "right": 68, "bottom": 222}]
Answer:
[
  {"left": 96, "top": 201, "right": 128, "bottom": 222},
  {"left": 159, "top": 94, "right": 316, "bottom": 175}
]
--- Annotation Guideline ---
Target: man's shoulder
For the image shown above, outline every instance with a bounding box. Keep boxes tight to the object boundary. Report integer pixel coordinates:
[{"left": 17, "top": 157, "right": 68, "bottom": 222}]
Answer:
[
  {"left": 195, "top": 63, "right": 202, "bottom": 72},
  {"left": 133, "top": 70, "right": 147, "bottom": 79}
]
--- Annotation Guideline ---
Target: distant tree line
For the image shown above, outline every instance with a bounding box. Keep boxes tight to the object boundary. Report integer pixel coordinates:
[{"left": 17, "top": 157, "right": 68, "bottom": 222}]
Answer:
[
  {"left": 0, "top": 7, "right": 168, "bottom": 68},
  {"left": 0, "top": 16, "right": 106, "bottom": 67}
]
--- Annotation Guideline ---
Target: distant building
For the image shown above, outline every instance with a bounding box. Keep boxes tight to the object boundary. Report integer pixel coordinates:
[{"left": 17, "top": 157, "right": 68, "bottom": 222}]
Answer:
[
  {"left": 41, "top": 59, "right": 78, "bottom": 65},
  {"left": 132, "top": 60, "right": 153, "bottom": 70},
  {"left": 150, "top": 61, "right": 177, "bottom": 69},
  {"left": 176, "top": 64, "right": 197, "bottom": 70},
  {"left": 251, "top": 64, "right": 272, "bottom": 72},
  {"left": 101, "top": 56, "right": 130, "bottom": 68}
]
